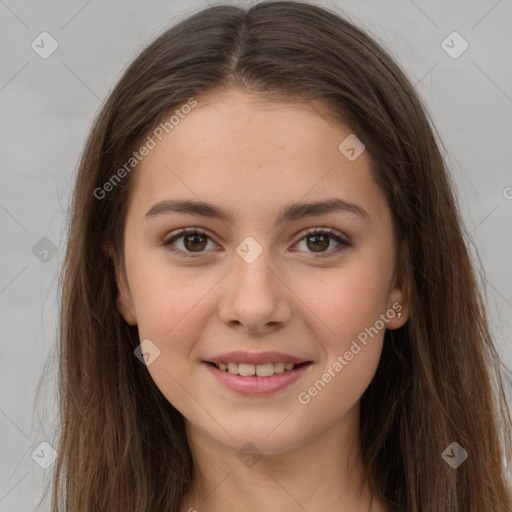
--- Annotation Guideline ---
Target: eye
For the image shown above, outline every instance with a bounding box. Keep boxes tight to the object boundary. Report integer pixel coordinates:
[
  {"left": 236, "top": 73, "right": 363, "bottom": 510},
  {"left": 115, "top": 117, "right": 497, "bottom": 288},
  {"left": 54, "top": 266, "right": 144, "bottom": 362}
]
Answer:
[
  {"left": 162, "top": 228, "right": 218, "bottom": 258},
  {"left": 292, "top": 227, "right": 352, "bottom": 258},
  {"left": 162, "top": 227, "right": 351, "bottom": 259}
]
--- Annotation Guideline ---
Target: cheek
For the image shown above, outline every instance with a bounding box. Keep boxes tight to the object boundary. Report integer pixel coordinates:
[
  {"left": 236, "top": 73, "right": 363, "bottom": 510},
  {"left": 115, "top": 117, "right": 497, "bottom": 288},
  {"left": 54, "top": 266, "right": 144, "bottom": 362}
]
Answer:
[
  {"left": 127, "top": 249, "right": 217, "bottom": 341},
  {"left": 297, "top": 285, "right": 385, "bottom": 410},
  {"left": 290, "top": 257, "right": 390, "bottom": 411},
  {"left": 129, "top": 264, "right": 215, "bottom": 413},
  {"left": 294, "top": 265, "right": 389, "bottom": 412},
  {"left": 295, "top": 334, "right": 383, "bottom": 433},
  {"left": 293, "top": 257, "right": 392, "bottom": 346}
]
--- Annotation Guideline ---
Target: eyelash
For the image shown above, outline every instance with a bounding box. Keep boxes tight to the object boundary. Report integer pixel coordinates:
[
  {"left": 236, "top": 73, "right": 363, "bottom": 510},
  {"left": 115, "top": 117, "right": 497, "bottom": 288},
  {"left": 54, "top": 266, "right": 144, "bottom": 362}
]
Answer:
[{"left": 162, "top": 227, "right": 352, "bottom": 259}]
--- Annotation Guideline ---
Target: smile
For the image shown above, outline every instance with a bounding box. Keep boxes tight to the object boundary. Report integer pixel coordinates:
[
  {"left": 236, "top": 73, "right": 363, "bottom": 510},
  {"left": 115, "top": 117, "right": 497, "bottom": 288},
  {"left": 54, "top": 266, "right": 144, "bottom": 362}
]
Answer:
[
  {"left": 208, "top": 361, "right": 304, "bottom": 377},
  {"left": 203, "top": 361, "right": 313, "bottom": 395}
]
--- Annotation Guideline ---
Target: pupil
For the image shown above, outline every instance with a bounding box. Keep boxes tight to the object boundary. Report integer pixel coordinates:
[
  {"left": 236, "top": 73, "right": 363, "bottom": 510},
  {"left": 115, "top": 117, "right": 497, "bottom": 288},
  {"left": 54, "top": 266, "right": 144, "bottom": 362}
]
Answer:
[
  {"left": 308, "top": 235, "right": 328, "bottom": 252},
  {"left": 185, "top": 234, "right": 207, "bottom": 251}
]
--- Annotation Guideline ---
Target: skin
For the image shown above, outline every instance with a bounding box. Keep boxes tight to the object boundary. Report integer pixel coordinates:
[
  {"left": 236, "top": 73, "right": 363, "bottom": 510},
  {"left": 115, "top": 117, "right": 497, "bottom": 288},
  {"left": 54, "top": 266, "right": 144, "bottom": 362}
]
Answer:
[{"left": 112, "top": 88, "right": 409, "bottom": 512}]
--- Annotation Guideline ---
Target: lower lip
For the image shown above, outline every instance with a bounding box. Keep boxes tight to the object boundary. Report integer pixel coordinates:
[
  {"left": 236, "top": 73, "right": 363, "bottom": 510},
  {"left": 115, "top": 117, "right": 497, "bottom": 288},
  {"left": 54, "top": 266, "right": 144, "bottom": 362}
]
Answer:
[{"left": 203, "top": 362, "right": 313, "bottom": 395}]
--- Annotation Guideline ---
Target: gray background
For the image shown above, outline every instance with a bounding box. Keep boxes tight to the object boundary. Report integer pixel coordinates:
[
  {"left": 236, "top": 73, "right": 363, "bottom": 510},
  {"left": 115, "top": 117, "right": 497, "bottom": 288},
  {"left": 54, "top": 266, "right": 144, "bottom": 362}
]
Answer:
[{"left": 1, "top": 0, "right": 511, "bottom": 509}]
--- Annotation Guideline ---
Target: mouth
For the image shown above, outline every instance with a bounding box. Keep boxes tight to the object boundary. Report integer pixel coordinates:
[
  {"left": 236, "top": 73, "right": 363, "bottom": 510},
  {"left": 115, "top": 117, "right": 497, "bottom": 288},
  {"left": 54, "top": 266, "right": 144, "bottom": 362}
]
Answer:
[
  {"left": 205, "top": 360, "right": 312, "bottom": 377},
  {"left": 202, "top": 359, "right": 314, "bottom": 395}
]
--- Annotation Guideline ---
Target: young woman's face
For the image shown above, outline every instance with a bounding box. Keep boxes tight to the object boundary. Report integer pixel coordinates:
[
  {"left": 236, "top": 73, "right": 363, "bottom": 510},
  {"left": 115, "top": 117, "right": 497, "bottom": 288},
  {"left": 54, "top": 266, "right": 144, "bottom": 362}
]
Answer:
[{"left": 114, "top": 89, "right": 408, "bottom": 454}]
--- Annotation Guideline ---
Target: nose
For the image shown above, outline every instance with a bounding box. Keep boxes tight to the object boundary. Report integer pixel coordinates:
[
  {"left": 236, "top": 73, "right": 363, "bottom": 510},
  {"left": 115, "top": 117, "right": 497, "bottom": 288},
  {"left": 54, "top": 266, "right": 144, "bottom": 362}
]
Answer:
[{"left": 217, "top": 249, "right": 292, "bottom": 334}]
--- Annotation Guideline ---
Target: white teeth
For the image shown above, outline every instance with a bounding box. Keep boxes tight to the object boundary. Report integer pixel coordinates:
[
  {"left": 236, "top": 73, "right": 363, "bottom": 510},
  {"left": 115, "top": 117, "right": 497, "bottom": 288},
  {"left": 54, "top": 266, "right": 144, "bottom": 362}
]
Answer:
[
  {"left": 256, "top": 362, "right": 274, "bottom": 377},
  {"left": 273, "top": 362, "right": 285, "bottom": 374},
  {"left": 238, "top": 363, "right": 255, "bottom": 376},
  {"left": 214, "top": 361, "right": 299, "bottom": 376}
]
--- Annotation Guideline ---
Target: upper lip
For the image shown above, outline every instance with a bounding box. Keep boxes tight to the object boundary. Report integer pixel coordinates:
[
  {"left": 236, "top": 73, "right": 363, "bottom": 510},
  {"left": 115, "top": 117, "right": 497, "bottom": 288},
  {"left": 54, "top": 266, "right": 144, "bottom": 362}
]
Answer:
[{"left": 205, "top": 351, "right": 311, "bottom": 365}]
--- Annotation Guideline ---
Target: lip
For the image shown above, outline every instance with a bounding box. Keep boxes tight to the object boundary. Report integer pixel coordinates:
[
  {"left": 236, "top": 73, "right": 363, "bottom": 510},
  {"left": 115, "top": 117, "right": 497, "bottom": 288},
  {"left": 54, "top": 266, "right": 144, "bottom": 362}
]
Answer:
[
  {"left": 203, "top": 360, "right": 314, "bottom": 395},
  {"left": 206, "top": 351, "right": 311, "bottom": 365}
]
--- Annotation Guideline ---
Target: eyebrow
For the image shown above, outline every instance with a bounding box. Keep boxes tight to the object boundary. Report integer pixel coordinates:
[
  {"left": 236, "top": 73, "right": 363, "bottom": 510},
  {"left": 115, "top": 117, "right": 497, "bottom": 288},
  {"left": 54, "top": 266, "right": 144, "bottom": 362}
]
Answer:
[{"left": 144, "top": 197, "right": 370, "bottom": 226}]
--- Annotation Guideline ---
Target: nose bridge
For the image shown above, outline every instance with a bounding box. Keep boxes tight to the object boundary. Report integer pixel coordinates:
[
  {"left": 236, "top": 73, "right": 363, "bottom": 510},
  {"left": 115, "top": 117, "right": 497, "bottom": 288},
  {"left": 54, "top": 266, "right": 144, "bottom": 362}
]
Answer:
[
  {"left": 232, "top": 235, "right": 277, "bottom": 296},
  {"left": 218, "top": 235, "right": 291, "bottom": 330}
]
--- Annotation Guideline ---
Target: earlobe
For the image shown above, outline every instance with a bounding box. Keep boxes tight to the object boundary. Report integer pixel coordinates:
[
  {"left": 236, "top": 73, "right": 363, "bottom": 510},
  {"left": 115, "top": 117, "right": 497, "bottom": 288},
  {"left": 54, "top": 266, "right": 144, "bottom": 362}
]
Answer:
[
  {"left": 116, "top": 292, "right": 138, "bottom": 326},
  {"left": 105, "top": 243, "right": 138, "bottom": 326},
  {"left": 386, "top": 253, "right": 410, "bottom": 330},
  {"left": 386, "top": 297, "right": 408, "bottom": 330}
]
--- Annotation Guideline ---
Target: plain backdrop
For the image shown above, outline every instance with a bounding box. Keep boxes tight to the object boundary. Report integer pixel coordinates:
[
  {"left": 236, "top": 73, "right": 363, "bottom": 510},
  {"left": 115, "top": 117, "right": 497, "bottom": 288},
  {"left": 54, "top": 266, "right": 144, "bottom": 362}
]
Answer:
[{"left": 0, "top": 0, "right": 511, "bottom": 510}]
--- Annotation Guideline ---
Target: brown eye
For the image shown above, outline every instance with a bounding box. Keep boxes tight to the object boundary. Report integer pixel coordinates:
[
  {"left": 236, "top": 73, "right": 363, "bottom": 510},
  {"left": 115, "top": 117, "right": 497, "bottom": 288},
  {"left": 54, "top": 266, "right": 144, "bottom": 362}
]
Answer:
[
  {"left": 306, "top": 233, "right": 330, "bottom": 252},
  {"left": 163, "top": 227, "right": 351, "bottom": 259},
  {"left": 163, "top": 228, "right": 217, "bottom": 257},
  {"left": 182, "top": 233, "right": 208, "bottom": 252},
  {"left": 294, "top": 228, "right": 352, "bottom": 258}
]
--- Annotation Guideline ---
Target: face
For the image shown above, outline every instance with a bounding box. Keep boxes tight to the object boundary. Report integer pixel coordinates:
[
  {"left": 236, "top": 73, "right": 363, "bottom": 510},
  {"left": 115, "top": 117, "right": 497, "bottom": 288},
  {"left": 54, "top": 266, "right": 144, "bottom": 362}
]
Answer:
[{"left": 112, "top": 88, "right": 408, "bottom": 455}]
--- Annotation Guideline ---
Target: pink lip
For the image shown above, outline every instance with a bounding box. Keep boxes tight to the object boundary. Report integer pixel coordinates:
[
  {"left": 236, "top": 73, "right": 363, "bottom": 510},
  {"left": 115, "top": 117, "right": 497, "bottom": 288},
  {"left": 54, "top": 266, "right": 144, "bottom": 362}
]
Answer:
[
  {"left": 206, "top": 351, "right": 311, "bottom": 365},
  {"left": 203, "top": 361, "right": 313, "bottom": 395}
]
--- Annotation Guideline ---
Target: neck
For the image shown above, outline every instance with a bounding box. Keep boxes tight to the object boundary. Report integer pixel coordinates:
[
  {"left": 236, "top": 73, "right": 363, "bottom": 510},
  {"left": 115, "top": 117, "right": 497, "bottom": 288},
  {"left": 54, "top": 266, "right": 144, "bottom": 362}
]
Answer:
[{"left": 180, "top": 404, "right": 386, "bottom": 512}]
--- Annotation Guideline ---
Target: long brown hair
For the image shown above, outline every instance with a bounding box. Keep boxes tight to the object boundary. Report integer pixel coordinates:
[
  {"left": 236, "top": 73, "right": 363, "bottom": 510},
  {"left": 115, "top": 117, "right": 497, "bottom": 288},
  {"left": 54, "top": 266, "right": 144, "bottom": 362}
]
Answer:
[{"left": 46, "top": 1, "right": 512, "bottom": 510}]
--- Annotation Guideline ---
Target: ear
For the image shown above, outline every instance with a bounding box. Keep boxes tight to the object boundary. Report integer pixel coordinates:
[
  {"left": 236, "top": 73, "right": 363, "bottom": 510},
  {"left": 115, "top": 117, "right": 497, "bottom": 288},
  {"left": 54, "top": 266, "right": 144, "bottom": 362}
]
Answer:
[
  {"left": 386, "top": 244, "right": 410, "bottom": 330},
  {"left": 105, "top": 243, "right": 138, "bottom": 326}
]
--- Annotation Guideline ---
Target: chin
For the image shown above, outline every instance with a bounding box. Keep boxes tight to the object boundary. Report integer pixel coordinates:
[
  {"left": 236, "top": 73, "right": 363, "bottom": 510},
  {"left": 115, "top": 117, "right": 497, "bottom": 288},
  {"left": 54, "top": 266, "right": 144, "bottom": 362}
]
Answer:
[{"left": 198, "top": 418, "right": 308, "bottom": 455}]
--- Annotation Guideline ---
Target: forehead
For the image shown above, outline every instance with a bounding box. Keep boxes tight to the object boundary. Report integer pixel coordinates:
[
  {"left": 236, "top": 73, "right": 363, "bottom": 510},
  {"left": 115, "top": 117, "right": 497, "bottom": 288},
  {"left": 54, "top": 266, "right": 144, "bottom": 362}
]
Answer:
[{"left": 126, "top": 89, "right": 386, "bottom": 224}]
